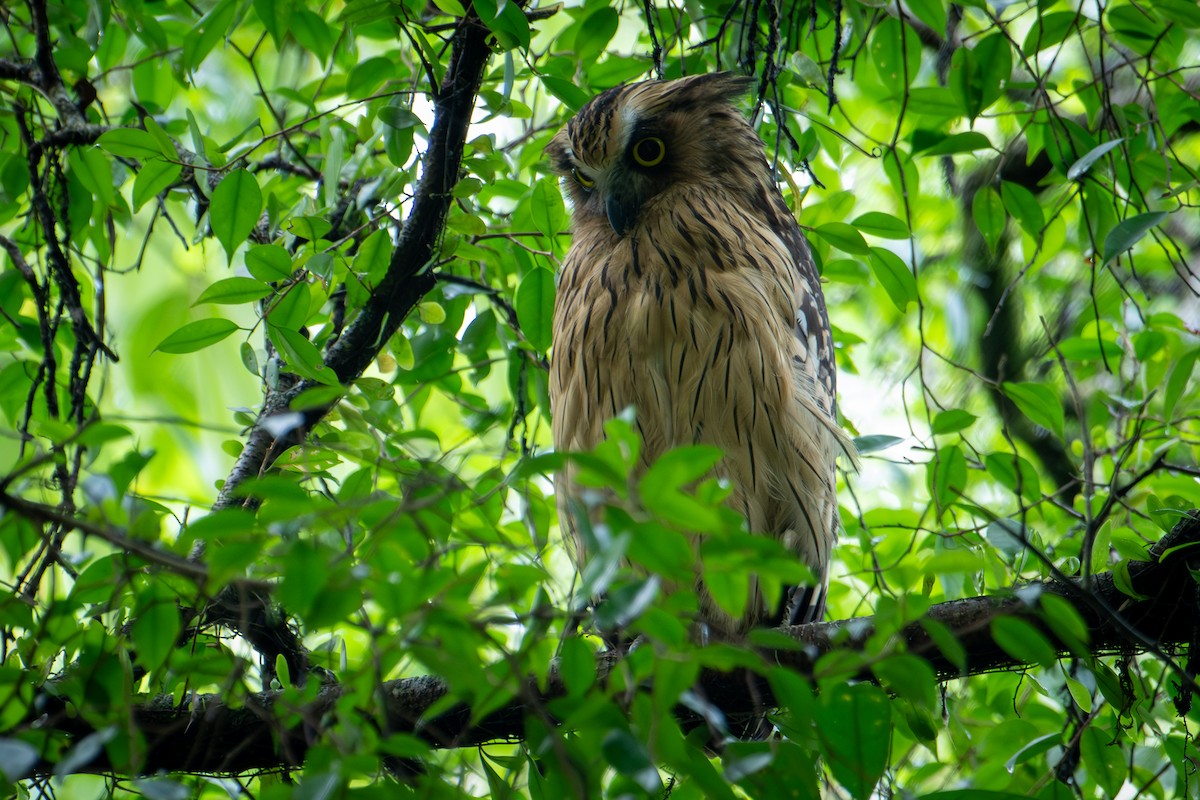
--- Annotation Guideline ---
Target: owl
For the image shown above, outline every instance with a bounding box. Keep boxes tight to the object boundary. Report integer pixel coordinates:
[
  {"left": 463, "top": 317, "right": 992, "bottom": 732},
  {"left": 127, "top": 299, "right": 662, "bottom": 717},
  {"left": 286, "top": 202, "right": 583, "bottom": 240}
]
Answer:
[{"left": 547, "top": 73, "right": 854, "bottom": 638}]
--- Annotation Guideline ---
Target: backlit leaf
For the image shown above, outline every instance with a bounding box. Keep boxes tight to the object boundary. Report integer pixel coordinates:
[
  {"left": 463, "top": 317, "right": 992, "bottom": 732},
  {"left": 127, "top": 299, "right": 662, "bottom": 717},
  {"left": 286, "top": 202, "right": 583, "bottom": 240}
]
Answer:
[
  {"left": 515, "top": 267, "right": 554, "bottom": 352},
  {"left": 155, "top": 318, "right": 239, "bottom": 353},
  {"left": 817, "top": 683, "right": 890, "bottom": 800},
  {"left": 209, "top": 169, "right": 262, "bottom": 264},
  {"left": 1001, "top": 381, "right": 1065, "bottom": 438},
  {"left": 1102, "top": 210, "right": 1167, "bottom": 263}
]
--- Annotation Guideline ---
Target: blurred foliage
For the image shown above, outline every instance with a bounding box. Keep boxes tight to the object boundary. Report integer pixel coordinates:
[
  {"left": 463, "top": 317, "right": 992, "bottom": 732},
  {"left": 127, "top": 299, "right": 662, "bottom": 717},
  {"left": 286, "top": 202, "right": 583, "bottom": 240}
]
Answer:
[{"left": 0, "top": 0, "right": 1198, "bottom": 797}]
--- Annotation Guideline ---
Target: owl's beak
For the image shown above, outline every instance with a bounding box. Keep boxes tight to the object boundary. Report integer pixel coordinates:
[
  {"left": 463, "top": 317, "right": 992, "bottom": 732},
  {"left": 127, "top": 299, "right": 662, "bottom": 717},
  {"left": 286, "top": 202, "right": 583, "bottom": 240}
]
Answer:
[{"left": 605, "top": 188, "right": 642, "bottom": 237}]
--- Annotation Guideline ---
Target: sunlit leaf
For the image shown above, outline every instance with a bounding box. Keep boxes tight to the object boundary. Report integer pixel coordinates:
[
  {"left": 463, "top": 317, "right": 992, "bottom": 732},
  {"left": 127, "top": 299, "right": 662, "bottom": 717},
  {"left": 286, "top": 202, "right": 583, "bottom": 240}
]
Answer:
[
  {"left": 1102, "top": 210, "right": 1167, "bottom": 263},
  {"left": 132, "top": 159, "right": 182, "bottom": 211},
  {"left": 972, "top": 186, "right": 1005, "bottom": 254},
  {"left": 209, "top": 169, "right": 263, "bottom": 264},
  {"left": 817, "top": 683, "right": 890, "bottom": 800},
  {"left": 990, "top": 616, "right": 1056, "bottom": 668},
  {"left": 194, "top": 277, "right": 272, "bottom": 305},
  {"left": 1164, "top": 348, "right": 1198, "bottom": 423},
  {"left": 515, "top": 267, "right": 554, "bottom": 352},
  {"left": 155, "top": 318, "right": 239, "bottom": 353},
  {"left": 98, "top": 128, "right": 168, "bottom": 160},
  {"left": 1001, "top": 381, "right": 1065, "bottom": 438},
  {"left": 867, "top": 247, "right": 918, "bottom": 311},
  {"left": 931, "top": 409, "right": 976, "bottom": 434},
  {"left": 1066, "top": 139, "right": 1125, "bottom": 181},
  {"left": 851, "top": 211, "right": 910, "bottom": 239},
  {"left": 813, "top": 223, "right": 871, "bottom": 255}
]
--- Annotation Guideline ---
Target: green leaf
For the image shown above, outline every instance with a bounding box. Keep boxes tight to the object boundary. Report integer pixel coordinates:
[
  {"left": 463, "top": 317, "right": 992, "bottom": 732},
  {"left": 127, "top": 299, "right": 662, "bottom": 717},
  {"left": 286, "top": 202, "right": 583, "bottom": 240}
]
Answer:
[
  {"left": 515, "top": 267, "right": 554, "bottom": 352},
  {"left": 972, "top": 34, "right": 1012, "bottom": 113},
  {"left": 601, "top": 729, "right": 662, "bottom": 794},
  {"left": 269, "top": 326, "right": 339, "bottom": 385},
  {"left": 872, "top": 655, "right": 936, "bottom": 708},
  {"left": 557, "top": 636, "right": 596, "bottom": 697},
  {"left": 703, "top": 563, "right": 750, "bottom": 625},
  {"left": 928, "top": 444, "right": 967, "bottom": 508},
  {"left": 972, "top": 186, "right": 1005, "bottom": 254},
  {"left": 640, "top": 446, "right": 723, "bottom": 495},
  {"left": 1022, "top": 11, "right": 1082, "bottom": 55},
  {"left": 918, "top": 131, "right": 993, "bottom": 157},
  {"left": 853, "top": 434, "right": 904, "bottom": 454},
  {"left": 1038, "top": 594, "right": 1090, "bottom": 655},
  {"left": 1066, "top": 139, "right": 1125, "bottom": 181},
  {"left": 132, "top": 159, "right": 182, "bottom": 212},
  {"left": 1001, "top": 381, "right": 1065, "bottom": 438},
  {"left": 290, "top": 9, "right": 334, "bottom": 64},
  {"left": 131, "top": 586, "right": 181, "bottom": 671},
  {"left": 906, "top": 0, "right": 947, "bottom": 35},
  {"left": 182, "top": 0, "right": 236, "bottom": 73},
  {"left": 816, "top": 683, "right": 890, "bottom": 800},
  {"left": 97, "top": 128, "right": 168, "bottom": 160},
  {"left": 67, "top": 147, "right": 114, "bottom": 208},
  {"left": 990, "top": 616, "right": 1057, "bottom": 668},
  {"left": 867, "top": 248, "right": 918, "bottom": 312},
  {"left": 209, "top": 169, "right": 263, "bottom": 264},
  {"left": 985, "top": 518, "right": 1026, "bottom": 559},
  {"left": 472, "top": 0, "right": 530, "bottom": 50},
  {"left": 1080, "top": 725, "right": 1125, "bottom": 798},
  {"left": 253, "top": 0, "right": 289, "bottom": 45},
  {"left": 999, "top": 181, "right": 1043, "bottom": 240},
  {"left": 931, "top": 409, "right": 976, "bottom": 434},
  {"left": 984, "top": 452, "right": 1041, "bottom": 502},
  {"left": 245, "top": 244, "right": 293, "bottom": 282},
  {"left": 194, "top": 277, "right": 272, "bottom": 305},
  {"left": 155, "top": 318, "right": 239, "bottom": 353},
  {"left": 531, "top": 178, "right": 566, "bottom": 239},
  {"left": 1056, "top": 336, "right": 1122, "bottom": 362},
  {"left": 921, "top": 793, "right": 1034, "bottom": 800},
  {"left": 1164, "top": 347, "right": 1198, "bottom": 423},
  {"left": 851, "top": 212, "right": 910, "bottom": 239},
  {"left": 575, "top": 8, "right": 619, "bottom": 65},
  {"left": 347, "top": 56, "right": 393, "bottom": 99},
  {"left": 541, "top": 76, "right": 592, "bottom": 111},
  {"left": 1101, "top": 210, "right": 1167, "bottom": 263},
  {"left": 1003, "top": 732, "right": 1062, "bottom": 774},
  {"left": 353, "top": 229, "right": 393, "bottom": 285},
  {"left": 813, "top": 223, "right": 870, "bottom": 256},
  {"left": 870, "top": 17, "right": 921, "bottom": 88},
  {"left": 905, "top": 87, "right": 963, "bottom": 117},
  {"left": 1112, "top": 559, "right": 1150, "bottom": 601},
  {"left": 919, "top": 618, "right": 966, "bottom": 671}
]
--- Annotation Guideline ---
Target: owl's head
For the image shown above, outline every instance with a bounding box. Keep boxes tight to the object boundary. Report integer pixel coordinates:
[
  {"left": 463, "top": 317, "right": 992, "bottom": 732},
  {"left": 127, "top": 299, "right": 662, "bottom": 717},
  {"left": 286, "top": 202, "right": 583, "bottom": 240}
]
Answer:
[{"left": 546, "top": 73, "right": 767, "bottom": 237}]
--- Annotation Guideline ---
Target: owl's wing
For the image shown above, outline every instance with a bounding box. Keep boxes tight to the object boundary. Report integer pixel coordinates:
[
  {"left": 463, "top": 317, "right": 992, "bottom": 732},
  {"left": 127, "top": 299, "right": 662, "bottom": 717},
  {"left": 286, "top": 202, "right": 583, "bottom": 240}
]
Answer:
[
  {"left": 778, "top": 224, "right": 858, "bottom": 627},
  {"left": 786, "top": 223, "right": 858, "bottom": 461}
]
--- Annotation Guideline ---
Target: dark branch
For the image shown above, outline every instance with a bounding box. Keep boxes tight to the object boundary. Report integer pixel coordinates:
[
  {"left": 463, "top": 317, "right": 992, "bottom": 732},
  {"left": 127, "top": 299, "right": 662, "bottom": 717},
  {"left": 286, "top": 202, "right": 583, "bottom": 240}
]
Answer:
[
  {"left": 213, "top": 13, "right": 495, "bottom": 511},
  {"left": 14, "top": 512, "right": 1199, "bottom": 778},
  {"left": 198, "top": 12, "right": 500, "bottom": 683}
]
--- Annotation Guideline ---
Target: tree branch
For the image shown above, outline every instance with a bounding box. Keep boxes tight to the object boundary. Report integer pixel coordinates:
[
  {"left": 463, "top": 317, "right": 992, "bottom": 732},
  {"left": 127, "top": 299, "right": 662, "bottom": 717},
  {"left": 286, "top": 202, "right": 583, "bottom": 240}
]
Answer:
[
  {"left": 13, "top": 512, "right": 1199, "bottom": 778},
  {"left": 197, "top": 12, "right": 500, "bottom": 684},
  {"left": 213, "top": 13, "right": 496, "bottom": 511}
]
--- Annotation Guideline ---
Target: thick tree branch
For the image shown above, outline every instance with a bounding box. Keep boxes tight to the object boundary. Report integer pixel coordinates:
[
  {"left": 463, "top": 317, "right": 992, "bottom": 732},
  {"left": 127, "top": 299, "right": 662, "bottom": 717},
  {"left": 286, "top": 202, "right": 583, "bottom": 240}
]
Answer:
[
  {"left": 213, "top": 13, "right": 496, "bottom": 511},
  {"left": 13, "top": 512, "right": 1199, "bottom": 778},
  {"left": 198, "top": 12, "right": 500, "bottom": 683}
]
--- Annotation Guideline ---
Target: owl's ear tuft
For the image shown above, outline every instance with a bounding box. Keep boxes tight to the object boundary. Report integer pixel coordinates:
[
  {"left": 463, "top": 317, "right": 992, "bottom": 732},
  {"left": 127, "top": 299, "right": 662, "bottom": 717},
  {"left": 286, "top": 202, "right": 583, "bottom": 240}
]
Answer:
[
  {"left": 709, "top": 71, "right": 757, "bottom": 99},
  {"left": 677, "top": 72, "right": 755, "bottom": 103}
]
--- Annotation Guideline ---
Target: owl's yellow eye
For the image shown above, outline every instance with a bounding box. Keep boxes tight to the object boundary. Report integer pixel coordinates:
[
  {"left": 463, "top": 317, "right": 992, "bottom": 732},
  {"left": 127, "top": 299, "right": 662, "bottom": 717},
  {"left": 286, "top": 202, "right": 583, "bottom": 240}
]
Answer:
[
  {"left": 632, "top": 137, "right": 666, "bottom": 167},
  {"left": 572, "top": 168, "right": 595, "bottom": 189}
]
